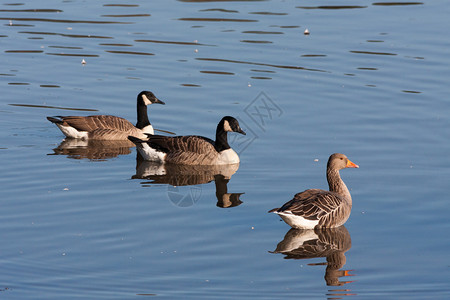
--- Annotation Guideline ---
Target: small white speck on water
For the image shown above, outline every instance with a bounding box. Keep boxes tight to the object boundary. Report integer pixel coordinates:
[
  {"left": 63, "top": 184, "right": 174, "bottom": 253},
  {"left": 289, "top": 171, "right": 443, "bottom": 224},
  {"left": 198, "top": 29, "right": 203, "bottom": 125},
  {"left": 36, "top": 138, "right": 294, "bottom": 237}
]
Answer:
[
  {"left": 304, "top": 28, "right": 310, "bottom": 35},
  {"left": 194, "top": 40, "right": 198, "bottom": 43},
  {"left": 251, "top": 226, "right": 254, "bottom": 230},
  {"left": 314, "top": 158, "right": 319, "bottom": 162},
  {"left": 9, "top": 20, "right": 13, "bottom": 26},
  {"left": 62, "top": 253, "right": 66, "bottom": 256},
  {"left": 67, "top": 27, "right": 72, "bottom": 30},
  {"left": 247, "top": 82, "right": 252, "bottom": 87},
  {"left": 63, "top": 187, "right": 69, "bottom": 191},
  {"left": 194, "top": 49, "right": 198, "bottom": 53},
  {"left": 81, "top": 59, "right": 86, "bottom": 65}
]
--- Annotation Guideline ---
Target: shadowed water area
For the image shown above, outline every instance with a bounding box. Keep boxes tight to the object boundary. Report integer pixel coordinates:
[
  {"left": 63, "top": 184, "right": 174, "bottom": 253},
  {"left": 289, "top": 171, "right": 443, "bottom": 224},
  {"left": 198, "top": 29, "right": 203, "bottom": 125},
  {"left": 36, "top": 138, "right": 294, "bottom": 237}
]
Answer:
[{"left": 1, "top": 0, "right": 449, "bottom": 299}]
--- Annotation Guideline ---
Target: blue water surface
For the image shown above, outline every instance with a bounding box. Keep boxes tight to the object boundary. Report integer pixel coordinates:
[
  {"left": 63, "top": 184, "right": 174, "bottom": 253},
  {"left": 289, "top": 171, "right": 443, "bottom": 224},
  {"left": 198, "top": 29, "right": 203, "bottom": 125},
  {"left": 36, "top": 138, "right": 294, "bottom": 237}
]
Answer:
[{"left": 0, "top": 0, "right": 449, "bottom": 299}]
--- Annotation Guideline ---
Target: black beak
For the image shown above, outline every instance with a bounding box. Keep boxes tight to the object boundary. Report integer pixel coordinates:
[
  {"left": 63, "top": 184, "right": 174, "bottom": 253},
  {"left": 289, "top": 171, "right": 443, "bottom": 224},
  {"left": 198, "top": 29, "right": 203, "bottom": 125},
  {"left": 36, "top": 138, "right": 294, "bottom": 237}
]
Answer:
[
  {"left": 237, "top": 128, "right": 246, "bottom": 135},
  {"left": 154, "top": 98, "right": 165, "bottom": 105}
]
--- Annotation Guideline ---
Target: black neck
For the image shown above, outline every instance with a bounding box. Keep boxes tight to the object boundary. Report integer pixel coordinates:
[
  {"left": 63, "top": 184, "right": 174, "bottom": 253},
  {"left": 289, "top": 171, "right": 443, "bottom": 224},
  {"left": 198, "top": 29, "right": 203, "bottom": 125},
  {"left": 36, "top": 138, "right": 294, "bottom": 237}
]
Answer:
[
  {"left": 136, "top": 102, "right": 150, "bottom": 129},
  {"left": 214, "top": 123, "right": 230, "bottom": 152}
]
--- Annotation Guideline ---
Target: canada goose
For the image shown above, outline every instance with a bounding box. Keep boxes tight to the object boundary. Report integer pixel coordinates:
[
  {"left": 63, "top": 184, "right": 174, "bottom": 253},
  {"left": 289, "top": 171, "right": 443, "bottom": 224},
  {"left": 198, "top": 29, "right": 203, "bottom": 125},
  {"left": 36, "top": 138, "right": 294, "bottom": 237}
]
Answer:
[
  {"left": 128, "top": 116, "right": 246, "bottom": 165},
  {"left": 47, "top": 91, "right": 165, "bottom": 140},
  {"left": 269, "top": 153, "right": 359, "bottom": 229}
]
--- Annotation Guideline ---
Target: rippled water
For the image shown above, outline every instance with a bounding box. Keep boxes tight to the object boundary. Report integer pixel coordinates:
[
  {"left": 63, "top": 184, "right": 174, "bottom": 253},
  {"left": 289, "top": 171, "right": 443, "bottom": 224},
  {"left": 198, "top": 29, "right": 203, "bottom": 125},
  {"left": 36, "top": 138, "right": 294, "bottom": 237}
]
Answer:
[{"left": 1, "top": 1, "right": 450, "bottom": 299}]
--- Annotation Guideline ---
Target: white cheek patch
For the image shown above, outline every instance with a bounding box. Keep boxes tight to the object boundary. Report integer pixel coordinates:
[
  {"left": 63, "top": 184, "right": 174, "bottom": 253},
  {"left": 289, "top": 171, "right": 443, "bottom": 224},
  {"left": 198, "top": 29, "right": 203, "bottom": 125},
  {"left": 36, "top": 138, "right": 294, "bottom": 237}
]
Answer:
[
  {"left": 142, "top": 94, "right": 152, "bottom": 106},
  {"left": 223, "top": 120, "right": 232, "bottom": 132}
]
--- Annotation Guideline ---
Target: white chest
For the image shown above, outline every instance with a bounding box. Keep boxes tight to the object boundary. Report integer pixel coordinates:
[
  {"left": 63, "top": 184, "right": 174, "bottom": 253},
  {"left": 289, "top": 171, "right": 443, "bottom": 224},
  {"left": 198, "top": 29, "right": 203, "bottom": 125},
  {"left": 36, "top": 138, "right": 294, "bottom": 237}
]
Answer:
[
  {"left": 217, "top": 149, "right": 240, "bottom": 165},
  {"left": 141, "top": 125, "right": 154, "bottom": 135}
]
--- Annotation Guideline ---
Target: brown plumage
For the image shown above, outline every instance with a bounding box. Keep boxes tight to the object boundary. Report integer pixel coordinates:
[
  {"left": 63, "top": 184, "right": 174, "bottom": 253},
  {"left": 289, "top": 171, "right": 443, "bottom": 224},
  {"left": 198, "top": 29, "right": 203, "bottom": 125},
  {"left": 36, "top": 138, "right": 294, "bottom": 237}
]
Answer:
[
  {"left": 47, "top": 91, "right": 164, "bottom": 140},
  {"left": 148, "top": 135, "right": 219, "bottom": 165},
  {"left": 128, "top": 116, "right": 246, "bottom": 165},
  {"left": 270, "top": 226, "right": 353, "bottom": 286},
  {"left": 269, "top": 153, "right": 359, "bottom": 229}
]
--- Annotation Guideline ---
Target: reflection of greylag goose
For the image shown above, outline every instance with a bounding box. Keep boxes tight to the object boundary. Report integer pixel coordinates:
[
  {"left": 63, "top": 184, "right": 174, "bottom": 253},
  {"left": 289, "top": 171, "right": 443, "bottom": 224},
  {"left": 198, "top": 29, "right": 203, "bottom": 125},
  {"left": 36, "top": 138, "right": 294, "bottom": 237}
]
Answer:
[
  {"left": 47, "top": 91, "right": 164, "bottom": 140},
  {"left": 128, "top": 116, "right": 245, "bottom": 165},
  {"left": 269, "top": 153, "right": 358, "bottom": 229},
  {"left": 49, "top": 139, "right": 135, "bottom": 160},
  {"left": 271, "top": 226, "right": 353, "bottom": 286}
]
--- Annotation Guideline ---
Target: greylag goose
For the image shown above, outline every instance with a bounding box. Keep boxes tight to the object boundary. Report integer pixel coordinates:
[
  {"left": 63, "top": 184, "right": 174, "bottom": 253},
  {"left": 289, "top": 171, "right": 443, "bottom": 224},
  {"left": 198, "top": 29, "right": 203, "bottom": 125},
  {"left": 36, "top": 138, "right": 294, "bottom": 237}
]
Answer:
[
  {"left": 128, "top": 116, "right": 245, "bottom": 165},
  {"left": 269, "top": 153, "right": 358, "bottom": 229},
  {"left": 47, "top": 91, "right": 164, "bottom": 140}
]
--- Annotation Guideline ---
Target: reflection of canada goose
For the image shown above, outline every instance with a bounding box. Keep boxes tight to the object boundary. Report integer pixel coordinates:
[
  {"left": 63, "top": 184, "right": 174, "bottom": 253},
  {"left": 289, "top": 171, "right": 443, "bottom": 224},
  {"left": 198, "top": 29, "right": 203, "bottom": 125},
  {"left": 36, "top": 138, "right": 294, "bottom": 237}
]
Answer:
[
  {"left": 47, "top": 91, "right": 165, "bottom": 140},
  {"left": 269, "top": 153, "right": 358, "bottom": 229},
  {"left": 271, "top": 226, "right": 353, "bottom": 286},
  {"left": 133, "top": 159, "right": 243, "bottom": 208},
  {"left": 128, "top": 116, "right": 246, "bottom": 165},
  {"left": 214, "top": 174, "right": 243, "bottom": 208},
  {"left": 49, "top": 139, "right": 135, "bottom": 160}
]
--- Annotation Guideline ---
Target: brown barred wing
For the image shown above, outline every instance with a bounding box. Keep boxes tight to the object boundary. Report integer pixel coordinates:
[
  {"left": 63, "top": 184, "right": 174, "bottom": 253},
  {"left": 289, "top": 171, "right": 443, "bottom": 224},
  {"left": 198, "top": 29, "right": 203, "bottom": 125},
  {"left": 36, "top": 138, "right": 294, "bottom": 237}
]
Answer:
[
  {"left": 61, "top": 115, "right": 136, "bottom": 132},
  {"left": 278, "top": 189, "right": 345, "bottom": 222},
  {"left": 148, "top": 135, "right": 216, "bottom": 154}
]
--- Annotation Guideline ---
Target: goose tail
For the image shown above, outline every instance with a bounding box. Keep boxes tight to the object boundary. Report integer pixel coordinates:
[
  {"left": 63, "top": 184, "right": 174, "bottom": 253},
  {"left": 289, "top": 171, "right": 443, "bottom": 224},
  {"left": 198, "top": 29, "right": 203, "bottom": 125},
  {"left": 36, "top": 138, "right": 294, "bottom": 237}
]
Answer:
[
  {"left": 128, "top": 135, "right": 146, "bottom": 144},
  {"left": 47, "top": 116, "right": 63, "bottom": 124}
]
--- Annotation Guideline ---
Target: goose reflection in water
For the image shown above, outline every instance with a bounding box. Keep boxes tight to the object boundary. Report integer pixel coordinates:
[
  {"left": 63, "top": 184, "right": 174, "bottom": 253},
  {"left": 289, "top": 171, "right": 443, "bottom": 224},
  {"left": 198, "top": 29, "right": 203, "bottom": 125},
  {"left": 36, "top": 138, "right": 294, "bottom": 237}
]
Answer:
[
  {"left": 132, "top": 157, "right": 243, "bottom": 208},
  {"left": 48, "top": 138, "right": 135, "bottom": 160},
  {"left": 271, "top": 226, "right": 355, "bottom": 293}
]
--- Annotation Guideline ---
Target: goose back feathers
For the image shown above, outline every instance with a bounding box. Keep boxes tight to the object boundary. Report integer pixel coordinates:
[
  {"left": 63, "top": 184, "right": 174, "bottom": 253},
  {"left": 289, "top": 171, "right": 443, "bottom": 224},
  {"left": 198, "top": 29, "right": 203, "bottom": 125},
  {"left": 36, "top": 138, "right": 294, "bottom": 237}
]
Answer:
[
  {"left": 269, "top": 153, "right": 358, "bottom": 229},
  {"left": 47, "top": 91, "right": 164, "bottom": 140},
  {"left": 128, "top": 116, "right": 246, "bottom": 165}
]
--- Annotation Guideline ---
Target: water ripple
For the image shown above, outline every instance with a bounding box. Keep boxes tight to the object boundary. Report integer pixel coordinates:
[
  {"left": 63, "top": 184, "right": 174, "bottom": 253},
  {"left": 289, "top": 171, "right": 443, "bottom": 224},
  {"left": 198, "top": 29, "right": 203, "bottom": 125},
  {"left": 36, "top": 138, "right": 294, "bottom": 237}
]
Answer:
[
  {"left": 350, "top": 50, "right": 397, "bottom": 56},
  {"left": 297, "top": 5, "right": 368, "bottom": 9},
  {"left": 0, "top": 9, "right": 62, "bottom": 13},
  {"left": 178, "top": 17, "right": 257, "bottom": 22},
  {"left": 135, "top": 39, "right": 215, "bottom": 46},
  {"left": 8, "top": 104, "right": 97, "bottom": 111},
  {"left": 372, "top": 2, "right": 423, "bottom": 6},
  {"left": 105, "top": 50, "right": 154, "bottom": 56},
  {"left": 19, "top": 31, "right": 113, "bottom": 39},
  {"left": 101, "top": 14, "right": 151, "bottom": 18},
  {"left": 0, "top": 17, "right": 131, "bottom": 24},
  {"left": 196, "top": 57, "right": 328, "bottom": 72}
]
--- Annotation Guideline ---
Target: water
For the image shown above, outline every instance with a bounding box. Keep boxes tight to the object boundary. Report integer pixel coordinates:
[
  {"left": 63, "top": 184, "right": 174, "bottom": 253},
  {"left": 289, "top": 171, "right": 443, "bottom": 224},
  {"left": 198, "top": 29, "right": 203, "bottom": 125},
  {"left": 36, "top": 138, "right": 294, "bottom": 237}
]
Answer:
[{"left": 1, "top": 0, "right": 449, "bottom": 299}]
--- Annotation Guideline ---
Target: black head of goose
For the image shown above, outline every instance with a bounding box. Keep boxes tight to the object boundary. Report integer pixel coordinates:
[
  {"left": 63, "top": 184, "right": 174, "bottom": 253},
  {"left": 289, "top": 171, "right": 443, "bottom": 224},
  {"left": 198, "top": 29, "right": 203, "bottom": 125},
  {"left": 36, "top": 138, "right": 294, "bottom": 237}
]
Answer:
[
  {"left": 128, "top": 116, "right": 246, "bottom": 165},
  {"left": 269, "top": 153, "right": 359, "bottom": 229},
  {"left": 47, "top": 91, "right": 165, "bottom": 140}
]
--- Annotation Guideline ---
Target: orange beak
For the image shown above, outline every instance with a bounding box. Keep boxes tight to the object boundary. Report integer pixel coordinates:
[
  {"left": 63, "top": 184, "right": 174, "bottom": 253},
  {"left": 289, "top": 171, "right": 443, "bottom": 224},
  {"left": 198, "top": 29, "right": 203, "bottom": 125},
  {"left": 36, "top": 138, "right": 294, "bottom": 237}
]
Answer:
[{"left": 346, "top": 159, "right": 359, "bottom": 168}]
